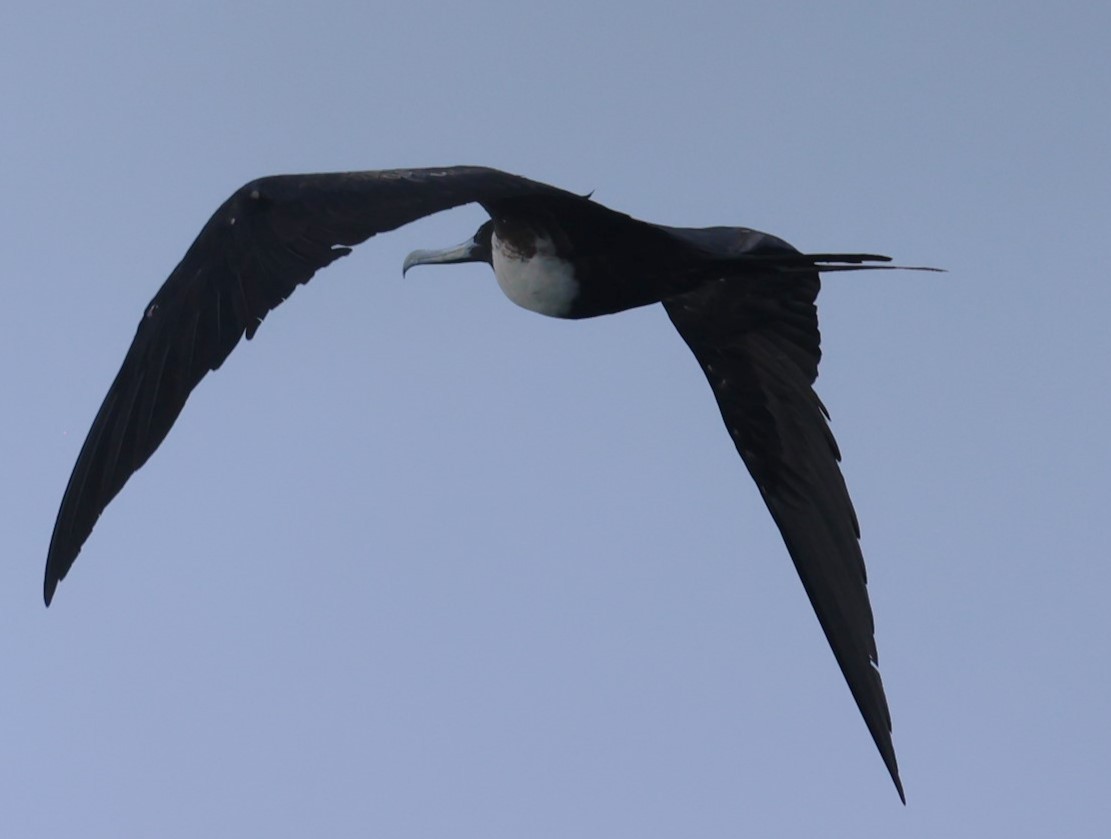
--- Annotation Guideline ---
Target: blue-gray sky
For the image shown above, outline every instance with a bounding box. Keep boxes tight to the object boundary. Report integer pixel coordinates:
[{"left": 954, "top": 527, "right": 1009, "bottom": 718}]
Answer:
[{"left": 3, "top": 2, "right": 1109, "bottom": 836}]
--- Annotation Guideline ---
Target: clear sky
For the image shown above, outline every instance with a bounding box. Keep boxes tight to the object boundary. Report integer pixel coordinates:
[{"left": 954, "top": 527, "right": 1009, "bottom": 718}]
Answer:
[{"left": 3, "top": 1, "right": 1109, "bottom": 836}]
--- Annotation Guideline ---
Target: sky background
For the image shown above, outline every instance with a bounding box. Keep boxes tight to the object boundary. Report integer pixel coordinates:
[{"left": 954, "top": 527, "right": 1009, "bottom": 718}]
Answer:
[{"left": 3, "top": 2, "right": 1109, "bottom": 836}]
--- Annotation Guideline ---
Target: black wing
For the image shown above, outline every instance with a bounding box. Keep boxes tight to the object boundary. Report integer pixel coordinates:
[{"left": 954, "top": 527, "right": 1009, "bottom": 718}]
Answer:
[
  {"left": 45, "top": 167, "right": 571, "bottom": 604},
  {"left": 662, "top": 228, "right": 904, "bottom": 802}
]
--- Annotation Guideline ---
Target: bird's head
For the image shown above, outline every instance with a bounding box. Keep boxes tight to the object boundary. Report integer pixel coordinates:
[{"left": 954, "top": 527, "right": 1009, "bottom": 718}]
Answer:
[{"left": 402, "top": 220, "right": 494, "bottom": 276}]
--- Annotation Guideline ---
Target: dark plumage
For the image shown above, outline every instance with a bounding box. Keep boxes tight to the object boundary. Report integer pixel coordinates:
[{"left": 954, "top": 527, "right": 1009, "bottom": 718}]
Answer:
[{"left": 47, "top": 166, "right": 934, "bottom": 800}]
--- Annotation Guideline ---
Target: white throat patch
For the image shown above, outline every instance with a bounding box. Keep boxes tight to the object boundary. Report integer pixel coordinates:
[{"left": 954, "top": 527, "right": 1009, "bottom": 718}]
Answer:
[{"left": 491, "top": 231, "right": 579, "bottom": 318}]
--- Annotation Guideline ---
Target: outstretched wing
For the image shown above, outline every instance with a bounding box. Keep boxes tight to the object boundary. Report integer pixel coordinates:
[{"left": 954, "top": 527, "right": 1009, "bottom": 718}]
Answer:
[
  {"left": 45, "top": 167, "right": 569, "bottom": 604},
  {"left": 662, "top": 228, "right": 904, "bottom": 801}
]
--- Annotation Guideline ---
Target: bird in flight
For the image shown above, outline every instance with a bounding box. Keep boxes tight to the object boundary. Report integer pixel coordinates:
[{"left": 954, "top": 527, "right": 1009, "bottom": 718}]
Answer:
[{"left": 46, "top": 166, "right": 935, "bottom": 800}]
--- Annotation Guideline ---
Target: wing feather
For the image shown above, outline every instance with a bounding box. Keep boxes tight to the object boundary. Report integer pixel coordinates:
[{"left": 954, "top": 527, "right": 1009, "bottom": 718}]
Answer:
[
  {"left": 662, "top": 240, "right": 904, "bottom": 801},
  {"left": 45, "top": 167, "right": 567, "bottom": 602}
]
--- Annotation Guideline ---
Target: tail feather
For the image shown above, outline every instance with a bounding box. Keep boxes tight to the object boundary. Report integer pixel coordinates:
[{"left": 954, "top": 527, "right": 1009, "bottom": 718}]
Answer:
[
  {"left": 744, "top": 252, "right": 944, "bottom": 274},
  {"left": 805, "top": 253, "right": 892, "bottom": 264},
  {"left": 812, "top": 263, "right": 946, "bottom": 273}
]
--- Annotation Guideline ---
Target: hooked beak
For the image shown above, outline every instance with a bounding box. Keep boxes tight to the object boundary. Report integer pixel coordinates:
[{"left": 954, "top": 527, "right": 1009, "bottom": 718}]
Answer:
[{"left": 402, "top": 238, "right": 483, "bottom": 276}]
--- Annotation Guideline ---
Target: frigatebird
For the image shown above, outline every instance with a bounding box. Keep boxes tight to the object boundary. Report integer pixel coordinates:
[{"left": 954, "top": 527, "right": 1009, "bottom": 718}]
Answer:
[{"left": 46, "top": 166, "right": 931, "bottom": 800}]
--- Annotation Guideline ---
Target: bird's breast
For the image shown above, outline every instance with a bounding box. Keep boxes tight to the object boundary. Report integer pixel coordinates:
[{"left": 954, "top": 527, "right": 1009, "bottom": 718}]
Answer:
[{"left": 491, "top": 230, "right": 579, "bottom": 318}]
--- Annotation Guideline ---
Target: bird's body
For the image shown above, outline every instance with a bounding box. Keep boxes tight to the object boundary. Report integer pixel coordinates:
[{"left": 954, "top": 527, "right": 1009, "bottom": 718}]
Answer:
[{"left": 46, "top": 166, "right": 933, "bottom": 801}]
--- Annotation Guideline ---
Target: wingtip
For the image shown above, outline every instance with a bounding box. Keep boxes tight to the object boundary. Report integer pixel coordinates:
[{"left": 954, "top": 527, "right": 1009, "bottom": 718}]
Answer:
[
  {"left": 43, "top": 537, "right": 68, "bottom": 607},
  {"left": 882, "top": 748, "right": 906, "bottom": 804},
  {"left": 892, "top": 769, "right": 906, "bottom": 805},
  {"left": 873, "top": 724, "right": 905, "bottom": 804},
  {"left": 43, "top": 542, "right": 69, "bottom": 607}
]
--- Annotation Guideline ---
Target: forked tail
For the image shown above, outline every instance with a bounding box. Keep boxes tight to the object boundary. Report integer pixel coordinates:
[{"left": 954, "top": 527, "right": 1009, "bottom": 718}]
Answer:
[{"left": 785, "top": 252, "right": 944, "bottom": 273}]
